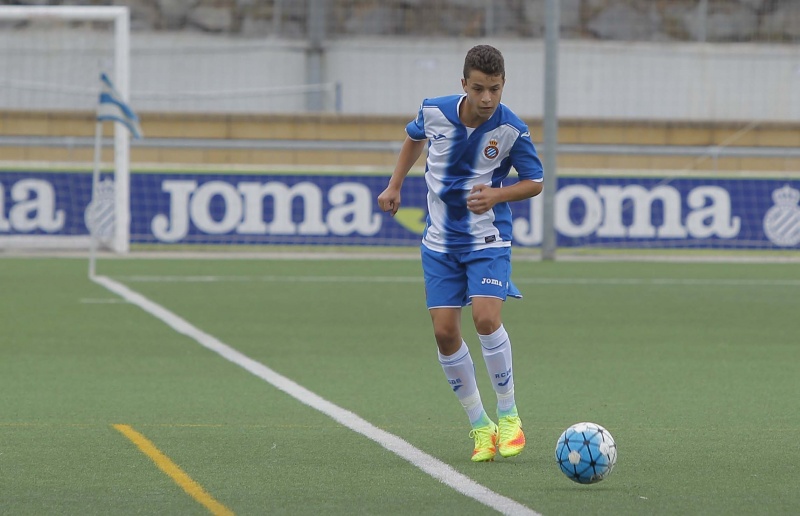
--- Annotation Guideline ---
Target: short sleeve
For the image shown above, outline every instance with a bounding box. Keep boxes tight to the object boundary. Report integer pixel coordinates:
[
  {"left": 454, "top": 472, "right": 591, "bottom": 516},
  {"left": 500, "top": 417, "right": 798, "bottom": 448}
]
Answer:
[
  {"left": 510, "top": 128, "right": 544, "bottom": 181},
  {"left": 405, "top": 101, "right": 427, "bottom": 141}
]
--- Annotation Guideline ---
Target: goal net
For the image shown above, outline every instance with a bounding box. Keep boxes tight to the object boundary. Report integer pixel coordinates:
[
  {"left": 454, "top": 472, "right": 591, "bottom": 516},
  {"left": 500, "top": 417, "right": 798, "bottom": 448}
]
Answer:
[{"left": 0, "top": 5, "right": 132, "bottom": 253}]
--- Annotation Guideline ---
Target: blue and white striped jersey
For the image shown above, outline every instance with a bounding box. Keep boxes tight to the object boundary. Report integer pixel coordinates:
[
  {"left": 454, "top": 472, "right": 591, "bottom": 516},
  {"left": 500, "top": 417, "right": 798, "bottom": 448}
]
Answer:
[{"left": 406, "top": 94, "right": 544, "bottom": 253}]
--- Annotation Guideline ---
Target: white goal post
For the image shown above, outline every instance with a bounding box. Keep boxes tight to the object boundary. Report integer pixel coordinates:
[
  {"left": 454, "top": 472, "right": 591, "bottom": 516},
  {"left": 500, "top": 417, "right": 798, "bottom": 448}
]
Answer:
[{"left": 0, "top": 5, "right": 131, "bottom": 253}]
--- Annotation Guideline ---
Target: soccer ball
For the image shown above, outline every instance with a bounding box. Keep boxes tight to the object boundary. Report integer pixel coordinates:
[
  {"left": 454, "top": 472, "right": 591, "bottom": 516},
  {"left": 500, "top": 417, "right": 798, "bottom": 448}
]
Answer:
[{"left": 555, "top": 422, "right": 617, "bottom": 484}]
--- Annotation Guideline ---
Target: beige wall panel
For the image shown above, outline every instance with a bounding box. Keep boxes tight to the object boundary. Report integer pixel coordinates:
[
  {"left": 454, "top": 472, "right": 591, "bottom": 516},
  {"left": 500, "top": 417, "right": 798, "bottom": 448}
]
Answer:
[
  {"left": 365, "top": 124, "right": 408, "bottom": 141},
  {"left": 712, "top": 127, "right": 759, "bottom": 146},
  {"left": 606, "top": 155, "right": 654, "bottom": 170},
  {"left": 577, "top": 125, "right": 629, "bottom": 145},
  {"left": 29, "top": 147, "right": 97, "bottom": 163},
  {"left": 156, "top": 149, "right": 207, "bottom": 164},
  {"left": 245, "top": 149, "right": 295, "bottom": 166},
  {"left": 3, "top": 112, "right": 799, "bottom": 175},
  {"left": 785, "top": 158, "right": 800, "bottom": 172},
  {"left": 650, "top": 155, "right": 707, "bottom": 171},
  {"left": 230, "top": 120, "right": 272, "bottom": 139},
  {"left": 0, "top": 147, "right": 30, "bottom": 161},
  {"left": 334, "top": 151, "right": 392, "bottom": 167},
  {"left": 137, "top": 116, "right": 225, "bottom": 139},
  {"left": 201, "top": 149, "right": 239, "bottom": 164},
  {"left": 320, "top": 121, "right": 362, "bottom": 140},
  {"left": 624, "top": 126, "right": 668, "bottom": 145},
  {"left": 5, "top": 117, "right": 50, "bottom": 136},
  {"left": 554, "top": 124, "right": 580, "bottom": 144},
  {"left": 292, "top": 122, "right": 323, "bottom": 140},
  {"left": 737, "top": 157, "right": 793, "bottom": 172},
  {"left": 665, "top": 127, "right": 714, "bottom": 146},
  {"left": 294, "top": 151, "right": 343, "bottom": 166},
  {"left": 51, "top": 118, "right": 95, "bottom": 137},
  {"left": 131, "top": 148, "right": 164, "bottom": 164},
  {"left": 755, "top": 128, "right": 800, "bottom": 148},
  {"left": 559, "top": 154, "right": 611, "bottom": 169}
]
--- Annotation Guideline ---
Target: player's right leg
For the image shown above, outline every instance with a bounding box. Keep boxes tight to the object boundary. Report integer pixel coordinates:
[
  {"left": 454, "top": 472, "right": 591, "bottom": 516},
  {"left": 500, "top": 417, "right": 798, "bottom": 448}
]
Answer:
[
  {"left": 423, "top": 246, "right": 497, "bottom": 462},
  {"left": 434, "top": 318, "right": 497, "bottom": 462}
]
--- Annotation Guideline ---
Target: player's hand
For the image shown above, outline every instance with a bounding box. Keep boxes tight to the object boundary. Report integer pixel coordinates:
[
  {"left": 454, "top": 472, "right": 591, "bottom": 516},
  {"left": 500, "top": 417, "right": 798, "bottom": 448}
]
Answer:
[
  {"left": 377, "top": 187, "right": 401, "bottom": 216},
  {"left": 466, "top": 184, "right": 497, "bottom": 214}
]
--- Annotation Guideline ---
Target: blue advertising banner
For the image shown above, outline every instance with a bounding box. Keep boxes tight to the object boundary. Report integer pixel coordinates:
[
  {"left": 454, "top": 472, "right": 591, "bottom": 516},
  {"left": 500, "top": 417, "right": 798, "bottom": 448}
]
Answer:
[{"left": 1, "top": 169, "right": 799, "bottom": 249}]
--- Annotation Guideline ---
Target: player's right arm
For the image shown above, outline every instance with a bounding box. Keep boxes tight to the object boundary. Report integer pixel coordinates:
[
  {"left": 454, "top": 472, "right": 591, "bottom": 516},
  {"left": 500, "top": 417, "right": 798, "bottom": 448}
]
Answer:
[{"left": 378, "top": 136, "right": 426, "bottom": 216}]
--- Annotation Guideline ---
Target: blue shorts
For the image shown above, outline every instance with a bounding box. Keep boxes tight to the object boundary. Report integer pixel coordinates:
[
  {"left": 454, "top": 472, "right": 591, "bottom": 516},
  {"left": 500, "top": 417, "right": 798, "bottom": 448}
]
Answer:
[{"left": 421, "top": 245, "right": 522, "bottom": 309}]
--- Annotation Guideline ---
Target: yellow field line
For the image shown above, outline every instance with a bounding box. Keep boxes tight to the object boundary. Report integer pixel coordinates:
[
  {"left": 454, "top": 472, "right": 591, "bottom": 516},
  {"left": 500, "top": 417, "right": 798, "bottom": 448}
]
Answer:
[{"left": 112, "top": 424, "right": 234, "bottom": 516}]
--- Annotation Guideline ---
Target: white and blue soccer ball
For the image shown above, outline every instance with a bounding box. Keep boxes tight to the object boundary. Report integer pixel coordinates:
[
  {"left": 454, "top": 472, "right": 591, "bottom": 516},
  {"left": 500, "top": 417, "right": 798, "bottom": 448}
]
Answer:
[{"left": 555, "top": 422, "right": 617, "bottom": 484}]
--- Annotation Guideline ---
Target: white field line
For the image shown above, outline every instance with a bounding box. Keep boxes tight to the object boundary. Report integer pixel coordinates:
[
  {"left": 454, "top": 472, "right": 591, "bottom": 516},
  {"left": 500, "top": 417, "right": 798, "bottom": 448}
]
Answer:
[
  {"left": 117, "top": 275, "right": 800, "bottom": 287},
  {"left": 90, "top": 274, "right": 540, "bottom": 516}
]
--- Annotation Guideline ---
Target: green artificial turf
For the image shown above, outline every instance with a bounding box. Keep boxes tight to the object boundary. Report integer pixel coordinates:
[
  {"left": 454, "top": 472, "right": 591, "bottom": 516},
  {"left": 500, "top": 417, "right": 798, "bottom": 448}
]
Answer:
[{"left": 1, "top": 257, "right": 798, "bottom": 515}]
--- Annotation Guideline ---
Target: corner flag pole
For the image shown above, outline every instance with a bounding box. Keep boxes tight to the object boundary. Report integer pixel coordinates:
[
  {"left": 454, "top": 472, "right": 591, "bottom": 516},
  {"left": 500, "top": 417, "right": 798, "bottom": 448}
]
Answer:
[
  {"left": 88, "top": 72, "right": 142, "bottom": 278},
  {"left": 88, "top": 116, "right": 104, "bottom": 278}
]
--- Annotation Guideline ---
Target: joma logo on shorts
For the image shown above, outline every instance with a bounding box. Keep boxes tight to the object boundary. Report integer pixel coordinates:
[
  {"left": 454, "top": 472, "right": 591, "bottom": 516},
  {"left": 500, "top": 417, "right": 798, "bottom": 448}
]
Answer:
[{"left": 481, "top": 278, "right": 503, "bottom": 287}]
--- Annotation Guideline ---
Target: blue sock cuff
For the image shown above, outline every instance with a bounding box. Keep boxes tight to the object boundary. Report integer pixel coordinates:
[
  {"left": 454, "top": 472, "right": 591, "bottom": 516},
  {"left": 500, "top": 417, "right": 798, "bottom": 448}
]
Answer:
[
  {"left": 479, "top": 325, "right": 508, "bottom": 351},
  {"left": 438, "top": 340, "right": 469, "bottom": 365}
]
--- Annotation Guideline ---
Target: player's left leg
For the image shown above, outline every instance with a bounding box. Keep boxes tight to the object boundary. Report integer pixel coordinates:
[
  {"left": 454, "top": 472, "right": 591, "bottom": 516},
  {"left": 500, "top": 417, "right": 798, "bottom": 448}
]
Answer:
[
  {"left": 471, "top": 298, "right": 525, "bottom": 458},
  {"left": 466, "top": 247, "right": 526, "bottom": 458}
]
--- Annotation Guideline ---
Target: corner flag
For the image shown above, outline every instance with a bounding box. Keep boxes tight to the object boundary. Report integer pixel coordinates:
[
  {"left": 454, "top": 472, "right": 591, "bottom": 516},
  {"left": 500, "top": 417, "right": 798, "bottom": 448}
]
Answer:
[{"left": 97, "top": 72, "right": 142, "bottom": 139}]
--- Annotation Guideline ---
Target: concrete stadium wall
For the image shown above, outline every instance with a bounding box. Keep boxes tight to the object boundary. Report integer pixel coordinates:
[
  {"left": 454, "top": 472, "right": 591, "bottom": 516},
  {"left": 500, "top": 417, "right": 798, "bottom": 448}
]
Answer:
[
  {"left": 326, "top": 38, "right": 800, "bottom": 122},
  {"left": 1, "top": 31, "right": 799, "bottom": 121}
]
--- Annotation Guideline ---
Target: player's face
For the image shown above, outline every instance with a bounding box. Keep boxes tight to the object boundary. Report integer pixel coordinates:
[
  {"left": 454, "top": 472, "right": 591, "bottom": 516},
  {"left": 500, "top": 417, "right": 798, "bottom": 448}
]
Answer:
[{"left": 461, "top": 70, "right": 505, "bottom": 123}]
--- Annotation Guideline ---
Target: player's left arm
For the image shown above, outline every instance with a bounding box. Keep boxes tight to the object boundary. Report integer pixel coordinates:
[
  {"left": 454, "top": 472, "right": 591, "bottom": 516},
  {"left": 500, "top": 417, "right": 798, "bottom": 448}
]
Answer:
[
  {"left": 467, "top": 129, "right": 544, "bottom": 214},
  {"left": 467, "top": 180, "right": 541, "bottom": 214}
]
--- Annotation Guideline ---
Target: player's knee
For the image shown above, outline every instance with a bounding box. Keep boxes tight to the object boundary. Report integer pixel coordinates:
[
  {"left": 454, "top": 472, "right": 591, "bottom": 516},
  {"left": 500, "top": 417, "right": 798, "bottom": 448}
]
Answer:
[
  {"left": 433, "top": 325, "right": 460, "bottom": 350},
  {"left": 472, "top": 313, "right": 501, "bottom": 335}
]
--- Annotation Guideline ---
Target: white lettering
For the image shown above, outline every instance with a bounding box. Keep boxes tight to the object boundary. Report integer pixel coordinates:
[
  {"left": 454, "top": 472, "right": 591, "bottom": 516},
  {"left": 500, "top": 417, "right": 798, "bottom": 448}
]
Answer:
[
  {"left": 151, "top": 180, "right": 196, "bottom": 243},
  {"left": 597, "top": 185, "right": 688, "bottom": 238},
  {"left": 237, "top": 181, "right": 326, "bottom": 235},
  {"left": 150, "top": 179, "right": 387, "bottom": 243},
  {"left": 190, "top": 181, "right": 242, "bottom": 234},
  {"left": 555, "top": 185, "right": 603, "bottom": 237},
  {"left": 9, "top": 179, "right": 65, "bottom": 232},
  {"left": 146, "top": 178, "right": 742, "bottom": 245},
  {"left": 327, "top": 183, "right": 381, "bottom": 236},
  {"left": 512, "top": 194, "right": 542, "bottom": 245},
  {"left": 685, "top": 186, "right": 740, "bottom": 238},
  {"left": 0, "top": 182, "right": 8, "bottom": 231}
]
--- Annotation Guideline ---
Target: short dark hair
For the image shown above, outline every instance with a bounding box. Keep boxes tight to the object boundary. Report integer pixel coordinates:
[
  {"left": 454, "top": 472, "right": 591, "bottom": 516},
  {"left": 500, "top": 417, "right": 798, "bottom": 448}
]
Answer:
[{"left": 463, "top": 45, "right": 505, "bottom": 80}]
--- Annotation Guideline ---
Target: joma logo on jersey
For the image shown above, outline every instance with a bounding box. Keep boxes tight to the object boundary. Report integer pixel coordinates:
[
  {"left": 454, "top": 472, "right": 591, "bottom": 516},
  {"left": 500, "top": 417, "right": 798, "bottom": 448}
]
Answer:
[
  {"left": 483, "top": 139, "right": 499, "bottom": 159},
  {"left": 481, "top": 277, "right": 503, "bottom": 287}
]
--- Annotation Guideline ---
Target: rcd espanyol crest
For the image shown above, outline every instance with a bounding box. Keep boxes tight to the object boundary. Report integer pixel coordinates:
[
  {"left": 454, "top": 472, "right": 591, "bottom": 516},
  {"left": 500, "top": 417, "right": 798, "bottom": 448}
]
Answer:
[
  {"left": 84, "top": 178, "right": 116, "bottom": 246},
  {"left": 484, "top": 139, "right": 499, "bottom": 159},
  {"left": 762, "top": 185, "right": 800, "bottom": 247}
]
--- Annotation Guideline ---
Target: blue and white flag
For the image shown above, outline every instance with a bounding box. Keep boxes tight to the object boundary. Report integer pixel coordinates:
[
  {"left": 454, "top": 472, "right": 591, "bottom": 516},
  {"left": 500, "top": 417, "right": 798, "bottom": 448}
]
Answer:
[{"left": 97, "top": 73, "right": 142, "bottom": 139}]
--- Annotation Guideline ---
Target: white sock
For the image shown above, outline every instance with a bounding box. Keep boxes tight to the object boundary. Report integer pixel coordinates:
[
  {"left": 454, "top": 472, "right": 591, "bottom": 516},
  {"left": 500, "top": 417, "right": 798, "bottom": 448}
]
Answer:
[
  {"left": 438, "top": 341, "right": 489, "bottom": 426},
  {"left": 479, "top": 325, "right": 516, "bottom": 414}
]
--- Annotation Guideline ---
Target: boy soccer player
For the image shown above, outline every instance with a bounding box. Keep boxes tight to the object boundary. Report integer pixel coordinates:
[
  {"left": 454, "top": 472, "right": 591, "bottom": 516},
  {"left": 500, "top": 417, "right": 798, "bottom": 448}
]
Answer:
[{"left": 377, "top": 45, "right": 544, "bottom": 462}]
